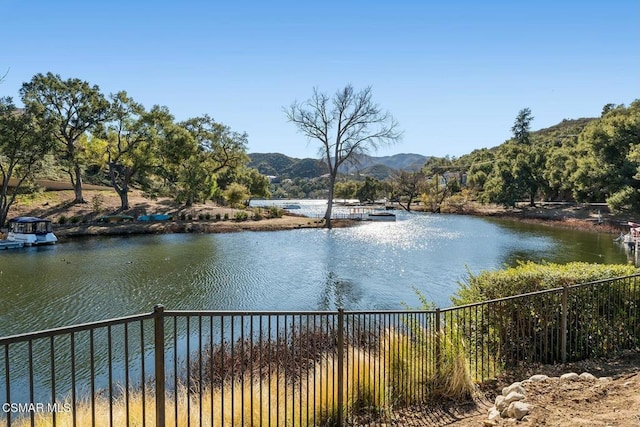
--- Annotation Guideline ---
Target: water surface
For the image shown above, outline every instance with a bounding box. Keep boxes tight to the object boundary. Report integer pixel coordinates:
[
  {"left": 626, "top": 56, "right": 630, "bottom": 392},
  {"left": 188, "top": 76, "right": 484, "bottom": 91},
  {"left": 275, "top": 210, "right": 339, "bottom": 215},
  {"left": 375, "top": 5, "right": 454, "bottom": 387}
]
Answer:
[{"left": 0, "top": 207, "right": 628, "bottom": 336}]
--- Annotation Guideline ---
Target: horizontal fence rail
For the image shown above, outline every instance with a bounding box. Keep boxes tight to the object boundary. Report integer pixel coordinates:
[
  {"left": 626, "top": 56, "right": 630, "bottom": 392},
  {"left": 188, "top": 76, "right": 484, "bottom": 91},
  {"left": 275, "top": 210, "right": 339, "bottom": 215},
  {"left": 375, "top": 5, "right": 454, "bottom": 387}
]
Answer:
[{"left": 1, "top": 275, "right": 639, "bottom": 426}]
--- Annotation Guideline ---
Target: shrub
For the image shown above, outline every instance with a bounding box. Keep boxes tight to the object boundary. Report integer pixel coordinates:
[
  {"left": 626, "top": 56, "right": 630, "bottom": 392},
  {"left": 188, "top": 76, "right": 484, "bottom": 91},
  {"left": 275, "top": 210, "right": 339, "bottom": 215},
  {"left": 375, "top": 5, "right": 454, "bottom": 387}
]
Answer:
[
  {"left": 223, "top": 213, "right": 229, "bottom": 220},
  {"left": 198, "top": 213, "right": 205, "bottom": 221},
  {"left": 205, "top": 213, "right": 211, "bottom": 220},
  {"left": 91, "top": 193, "right": 105, "bottom": 213},
  {"left": 234, "top": 211, "right": 248, "bottom": 221},
  {"left": 58, "top": 215, "right": 67, "bottom": 225},
  {"left": 253, "top": 210, "right": 263, "bottom": 221},
  {"left": 215, "top": 213, "right": 221, "bottom": 221},
  {"left": 453, "top": 261, "right": 637, "bottom": 304},
  {"left": 269, "top": 206, "right": 283, "bottom": 218},
  {"left": 223, "top": 183, "right": 250, "bottom": 208},
  {"left": 451, "top": 262, "right": 639, "bottom": 366},
  {"left": 69, "top": 216, "right": 81, "bottom": 224}
]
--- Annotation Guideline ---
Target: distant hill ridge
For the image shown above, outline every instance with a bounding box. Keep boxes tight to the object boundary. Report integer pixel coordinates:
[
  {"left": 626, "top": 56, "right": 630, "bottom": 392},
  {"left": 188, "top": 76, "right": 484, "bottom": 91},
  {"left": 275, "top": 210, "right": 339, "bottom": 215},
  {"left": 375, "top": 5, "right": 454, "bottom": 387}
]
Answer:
[{"left": 248, "top": 152, "right": 428, "bottom": 180}]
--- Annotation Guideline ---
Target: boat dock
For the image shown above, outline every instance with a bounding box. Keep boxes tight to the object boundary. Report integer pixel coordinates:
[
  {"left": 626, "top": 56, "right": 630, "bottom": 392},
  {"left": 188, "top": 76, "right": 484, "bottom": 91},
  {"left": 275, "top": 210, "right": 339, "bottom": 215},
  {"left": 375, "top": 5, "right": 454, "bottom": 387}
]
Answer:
[{"left": 0, "top": 240, "right": 24, "bottom": 250}]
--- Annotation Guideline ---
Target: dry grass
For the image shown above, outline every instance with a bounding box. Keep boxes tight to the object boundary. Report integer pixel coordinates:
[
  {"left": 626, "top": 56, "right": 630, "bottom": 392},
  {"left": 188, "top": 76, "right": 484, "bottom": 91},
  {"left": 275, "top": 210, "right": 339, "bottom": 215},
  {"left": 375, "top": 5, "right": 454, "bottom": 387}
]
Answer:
[{"left": 7, "top": 329, "right": 476, "bottom": 427}]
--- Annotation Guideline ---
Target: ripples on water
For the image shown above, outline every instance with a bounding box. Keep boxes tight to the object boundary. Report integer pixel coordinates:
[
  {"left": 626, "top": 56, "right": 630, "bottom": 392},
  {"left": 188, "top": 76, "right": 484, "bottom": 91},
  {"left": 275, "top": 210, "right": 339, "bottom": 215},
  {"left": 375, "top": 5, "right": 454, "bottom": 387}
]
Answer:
[{"left": 0, "top": 204, "right": 630, "bottom": 336}]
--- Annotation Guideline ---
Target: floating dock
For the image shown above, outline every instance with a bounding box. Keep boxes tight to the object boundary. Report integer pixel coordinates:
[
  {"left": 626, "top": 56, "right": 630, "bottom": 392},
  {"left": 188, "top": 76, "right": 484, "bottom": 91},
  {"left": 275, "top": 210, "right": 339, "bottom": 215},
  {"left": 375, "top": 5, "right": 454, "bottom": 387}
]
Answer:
[{"left": 0, "top": 240, "right": 24, "bottom": 250}]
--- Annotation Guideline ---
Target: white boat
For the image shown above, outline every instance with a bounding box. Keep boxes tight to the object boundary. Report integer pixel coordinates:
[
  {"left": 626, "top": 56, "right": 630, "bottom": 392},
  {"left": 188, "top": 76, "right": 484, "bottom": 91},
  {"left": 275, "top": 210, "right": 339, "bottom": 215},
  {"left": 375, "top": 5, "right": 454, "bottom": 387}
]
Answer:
[
  {"left": 367, "top": 212, "right": 396, "bottom": 222},
  {"left": 7, "top": 217, "right": 58, "bottom": 246}
]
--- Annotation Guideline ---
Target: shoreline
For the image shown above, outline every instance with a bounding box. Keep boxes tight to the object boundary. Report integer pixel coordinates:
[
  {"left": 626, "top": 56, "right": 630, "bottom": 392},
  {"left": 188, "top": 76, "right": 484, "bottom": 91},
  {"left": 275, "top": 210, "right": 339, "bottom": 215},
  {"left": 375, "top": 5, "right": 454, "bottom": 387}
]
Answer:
[
  {"left": 52, "top": 216, "right": 355, "bottom": 241},
  {"left": 6, "top": 188, "right": 634, "bottom": 241},
  {"left": 50, "top": 211, "right": 626, "bottom": 242}
]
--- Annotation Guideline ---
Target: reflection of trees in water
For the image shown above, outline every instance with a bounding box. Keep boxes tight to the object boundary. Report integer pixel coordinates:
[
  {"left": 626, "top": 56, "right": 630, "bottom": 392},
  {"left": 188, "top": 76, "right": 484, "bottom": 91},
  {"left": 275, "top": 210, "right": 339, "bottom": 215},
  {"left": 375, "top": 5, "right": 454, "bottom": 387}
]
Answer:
[{"left": 317, "top": 271, "right": 361, "bottom": 310}]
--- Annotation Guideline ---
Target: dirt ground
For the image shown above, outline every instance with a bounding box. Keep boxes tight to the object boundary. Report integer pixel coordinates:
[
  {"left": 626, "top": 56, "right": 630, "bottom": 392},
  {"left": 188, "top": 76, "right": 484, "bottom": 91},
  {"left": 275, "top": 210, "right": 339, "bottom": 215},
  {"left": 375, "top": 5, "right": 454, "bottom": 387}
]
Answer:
[{"left": 380, "top": 350, "right": 640, "bottom": 426}]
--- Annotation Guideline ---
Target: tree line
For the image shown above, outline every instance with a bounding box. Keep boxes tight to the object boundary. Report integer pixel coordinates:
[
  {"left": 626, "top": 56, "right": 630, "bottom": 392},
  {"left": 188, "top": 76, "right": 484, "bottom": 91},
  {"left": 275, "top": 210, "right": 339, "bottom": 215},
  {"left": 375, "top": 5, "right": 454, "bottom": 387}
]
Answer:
[
  {"left": 0, "top": 72, "right": 270, "bottom": 226},
  {"left": 2, "top": 74, "right": 638, "bottom": 228},
  {"left": 330, "top": 101, "right": 640, "bottom": 214}
]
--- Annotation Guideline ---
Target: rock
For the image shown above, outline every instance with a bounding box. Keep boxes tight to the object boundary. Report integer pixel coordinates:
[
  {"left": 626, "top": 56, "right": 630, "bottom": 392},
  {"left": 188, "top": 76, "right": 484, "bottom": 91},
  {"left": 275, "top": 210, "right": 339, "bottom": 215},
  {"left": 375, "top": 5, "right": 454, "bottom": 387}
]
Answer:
[
  {"left": 560, "top": 372, "right": 580, "bottom": 381},
  {"left": 529, "top": 374, "right": 549, "bottom": 382},
  {"left": 483, "top": 420, "right": 497, "bottom": 427},
  {"left": 507, "top": 401, "right": 533, "bottom": 420},
  {"left": 502, "top": 381, "right": 526, "bottom": 396},
  {"left": 488, "top": 407, "right": 501, "bottom": 421},
  {"left": 599, "top": 376, "right": 613, "bottom": 382},
  {"left": 579, "top": 372, "right": 597, "bottom": 381},
  {"left": 504, "top": 391, "right": 526, "bottom": 405},
  {"left": 495, "top": 395, "right": 508, "bottom": 411}
]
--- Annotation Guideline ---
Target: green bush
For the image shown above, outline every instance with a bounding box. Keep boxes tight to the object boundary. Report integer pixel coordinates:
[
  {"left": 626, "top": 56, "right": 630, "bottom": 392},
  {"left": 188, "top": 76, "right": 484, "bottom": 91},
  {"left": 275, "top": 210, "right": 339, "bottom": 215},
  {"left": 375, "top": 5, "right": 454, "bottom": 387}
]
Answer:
[
  {"left": 223, "top": 213, "right": 229, "bottom": 220},
  {"left": 205, "top": 213, "right": 211, "bottom": 220},
  {"left": 69, "top": 216, "right": 81, "bottom": 224},
  {"left": 269, "top": 206, "right": 283, "bottom": 218},
  {"left": 451, "top": 262, "right": 639, "bottom": 366},
  {"left": 234, "top": 211, "right": 249, "bottom": 221},
  {"left": 58, "top": 215, "right": 67, "bottom": 225},
  {"left": 215, "top": 213, "right": 221, "bottom": 221},
  {"left": 253, "top": 210, "right": 263, "bottom": 221},
  {"left": 452, "top": 261, "right": 638, "bottom": 305}
]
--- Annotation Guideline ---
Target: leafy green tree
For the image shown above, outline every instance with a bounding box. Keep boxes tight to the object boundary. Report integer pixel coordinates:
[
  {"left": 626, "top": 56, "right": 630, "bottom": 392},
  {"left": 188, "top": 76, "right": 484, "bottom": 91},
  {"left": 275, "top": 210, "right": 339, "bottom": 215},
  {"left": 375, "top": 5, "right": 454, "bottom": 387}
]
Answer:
[
  {"left": 334, "top": 180, "right": 359, "bottom": 200},
  {"left": 462, "top": 148, "right": 495, "bottom": 193},
  {"left": 392, "top": 170, "right": 426, "bottom": 211},
  {"left": 356, "top": 176, "right": 382, "bottom": 203},
  {"left": 223, "top": 182, "right": 250, "bottom": 207},
  {"left": 483, "top": 156, "right": 521, "bottom": 207},
  {"left": 285, "top": 85, "right": 401, "bottom": 227},
  {"left": 181, "top": 114, "right": 248, "bottom": 175},
  {"left": 240, "top": 167, "right": 271, "bottom": 203},
  {"left": 0, "top": 98, "right": 54, "bottom": 225},
  {"left": 20, "top": 72, "right": 110, "bottom": 203},
  {"left": 171, "top": 115, "right": 249, "bottom": 206},
  {"left": 568, "top": 101, "right": 640, "bottom": 209},
  {"left": 103, "top": 91, "right": 158, "bottom": 210},
  {"left": 482, "top": 108, "right": 544, "bottom": 206}
]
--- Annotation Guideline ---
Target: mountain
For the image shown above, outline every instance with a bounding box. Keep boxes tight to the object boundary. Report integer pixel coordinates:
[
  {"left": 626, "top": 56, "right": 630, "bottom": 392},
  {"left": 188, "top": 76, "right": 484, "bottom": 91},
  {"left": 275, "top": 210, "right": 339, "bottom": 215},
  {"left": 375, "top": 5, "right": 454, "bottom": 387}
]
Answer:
[
  {"left": 248, "top": 153, "right": 327, "bottom": 178},
  {"left": 344, "top": 153, "right": 428, "bottom": 172},
  {"left": 248, "top": 152, "right": 428, "bottom": 180}
]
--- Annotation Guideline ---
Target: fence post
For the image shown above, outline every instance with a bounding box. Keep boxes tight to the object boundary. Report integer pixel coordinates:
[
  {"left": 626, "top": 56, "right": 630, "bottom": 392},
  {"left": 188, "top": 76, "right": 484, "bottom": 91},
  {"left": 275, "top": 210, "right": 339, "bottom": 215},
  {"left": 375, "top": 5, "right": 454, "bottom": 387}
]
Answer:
[
  {"left": 561, "top": 287, "right": 568, "bottom": 363},
  {"left": 154, "top": 304, "right": 166, "bottom": 427},
  {"left": 337, "top": 307, "right": 345, "bottom": 427},
  {"left": 435, "top": 308, "right": 441, "bottom": 377}
]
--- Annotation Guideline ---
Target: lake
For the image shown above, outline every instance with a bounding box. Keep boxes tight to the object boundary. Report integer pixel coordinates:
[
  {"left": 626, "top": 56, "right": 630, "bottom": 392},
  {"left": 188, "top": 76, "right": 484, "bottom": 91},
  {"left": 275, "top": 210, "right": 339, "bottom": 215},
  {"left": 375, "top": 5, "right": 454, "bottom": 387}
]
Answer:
[{"left": 0, "top": 203, "right": 629, "bottom": 337}]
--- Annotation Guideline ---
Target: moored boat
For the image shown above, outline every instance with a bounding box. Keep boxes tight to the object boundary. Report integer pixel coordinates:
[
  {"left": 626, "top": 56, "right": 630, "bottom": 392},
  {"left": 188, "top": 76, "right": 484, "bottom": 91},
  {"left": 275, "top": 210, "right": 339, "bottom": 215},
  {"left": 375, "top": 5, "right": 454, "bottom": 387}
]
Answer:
[
  {"left": 6, "top": 217, "right": 57, "bottom": 246},
  {"left": 367, "top": 212, "right": 396, "bottom": 222}
]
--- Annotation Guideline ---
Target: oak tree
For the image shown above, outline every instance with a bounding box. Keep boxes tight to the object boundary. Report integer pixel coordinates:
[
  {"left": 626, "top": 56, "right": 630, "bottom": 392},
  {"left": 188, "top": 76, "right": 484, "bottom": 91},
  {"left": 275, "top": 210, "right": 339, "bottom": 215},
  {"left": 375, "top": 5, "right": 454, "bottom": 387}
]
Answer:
[{"left": 20, "top": 73, "right": 110, "bottom": 203}]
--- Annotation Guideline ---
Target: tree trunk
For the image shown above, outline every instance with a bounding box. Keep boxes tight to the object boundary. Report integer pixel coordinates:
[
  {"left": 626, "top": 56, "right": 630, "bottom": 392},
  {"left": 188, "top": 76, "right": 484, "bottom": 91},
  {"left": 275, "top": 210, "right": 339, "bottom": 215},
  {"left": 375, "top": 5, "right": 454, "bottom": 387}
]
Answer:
[
  {"left": 73, "top": 164, "right": 84, "bottom": 203},
  {"left": 108, "top": 163, "right": 132, "bottom": 211},
  {"left": 324, "top": 173, "right": 337, "bottom": 229},
  {"left": 118, "top": 191, "right": 129, "bottom": 211}
]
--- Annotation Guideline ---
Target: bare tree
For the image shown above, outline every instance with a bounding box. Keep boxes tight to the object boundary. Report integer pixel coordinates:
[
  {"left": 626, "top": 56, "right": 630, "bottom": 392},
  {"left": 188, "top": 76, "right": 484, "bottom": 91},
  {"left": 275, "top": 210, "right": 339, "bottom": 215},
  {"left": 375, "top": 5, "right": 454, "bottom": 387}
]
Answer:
[{"left": 285, "top": 85, "right": 401, "bottom": 227}]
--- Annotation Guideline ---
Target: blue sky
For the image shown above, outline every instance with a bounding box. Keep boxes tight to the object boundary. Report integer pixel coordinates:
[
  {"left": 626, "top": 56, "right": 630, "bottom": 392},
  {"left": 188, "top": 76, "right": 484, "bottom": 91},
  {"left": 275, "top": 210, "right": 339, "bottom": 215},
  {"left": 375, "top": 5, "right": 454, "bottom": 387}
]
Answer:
[{"left": 1, "top": 0, "right": 638, "bottom": 159}]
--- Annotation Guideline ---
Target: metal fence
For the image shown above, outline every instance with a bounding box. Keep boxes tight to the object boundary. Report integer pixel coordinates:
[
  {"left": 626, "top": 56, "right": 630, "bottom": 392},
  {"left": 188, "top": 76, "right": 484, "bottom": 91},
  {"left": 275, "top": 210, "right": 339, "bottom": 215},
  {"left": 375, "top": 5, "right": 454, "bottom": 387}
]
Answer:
[{"left": 1, "top": 275, "right": 639, "bottom": 426}]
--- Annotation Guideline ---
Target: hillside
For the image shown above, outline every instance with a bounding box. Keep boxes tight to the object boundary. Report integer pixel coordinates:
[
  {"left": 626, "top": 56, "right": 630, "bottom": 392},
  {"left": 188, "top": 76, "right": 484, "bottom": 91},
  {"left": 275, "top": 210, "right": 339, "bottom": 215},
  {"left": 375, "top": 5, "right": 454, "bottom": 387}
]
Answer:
[{"left": 248, "top": 152, "right": 427, "bottom": 180}]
